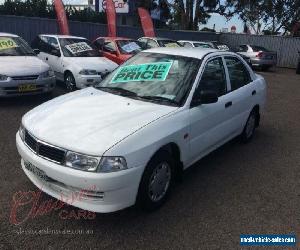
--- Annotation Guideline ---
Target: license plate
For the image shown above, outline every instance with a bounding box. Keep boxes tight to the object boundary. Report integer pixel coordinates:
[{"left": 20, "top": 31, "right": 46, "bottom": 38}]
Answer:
[
  {"left": 24, "top": 161, "right": 49, "bottom": 181},
  {"left": 18, "top": 84, "right": 36, "bottom": 92}
]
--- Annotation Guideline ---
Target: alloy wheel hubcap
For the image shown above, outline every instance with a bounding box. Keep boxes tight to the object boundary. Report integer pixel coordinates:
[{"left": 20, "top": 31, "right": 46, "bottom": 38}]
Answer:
[
  {"left": 148, "top": 162, "right": 171, "bottom": 202},
  {"left": 246, "top": 114, "right": 256, "bottom": 138}
]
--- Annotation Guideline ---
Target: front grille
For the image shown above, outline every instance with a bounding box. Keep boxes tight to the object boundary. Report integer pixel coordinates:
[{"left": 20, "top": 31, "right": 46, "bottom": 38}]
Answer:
[
  {"left": 11, "top": 75, "right": 39, "bottom": 81},
  {"left": 24, "top": 130, "right": 66, "bottom": 164},
  {"left": 39, "top": 144, "right": 66, "bottom": 164}
]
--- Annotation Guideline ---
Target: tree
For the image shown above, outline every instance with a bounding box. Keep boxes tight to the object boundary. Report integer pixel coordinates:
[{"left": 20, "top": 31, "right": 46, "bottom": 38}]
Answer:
[
  {"left": 225, "top": 0, "right": 300, "bottom": 34},
  {"left": 169, "top": 0, "right": 226, "bottom": 30}
]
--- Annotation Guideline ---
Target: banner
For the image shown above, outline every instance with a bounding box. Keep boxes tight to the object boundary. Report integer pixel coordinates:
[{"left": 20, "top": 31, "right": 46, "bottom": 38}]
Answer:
[
  {"left": 54, "top": 0, "right": 70, "bottom": 35},
  {"left": 106, "top": 0, "right": 117, "bottom": 37},
  {"left": 138, "top": 8, "right": 155, "bottom": 37}
]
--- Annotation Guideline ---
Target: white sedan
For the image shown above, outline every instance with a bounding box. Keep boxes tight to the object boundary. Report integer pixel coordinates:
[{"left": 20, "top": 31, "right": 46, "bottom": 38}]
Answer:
[
  {"left": 31, "top": 35, "right": 118, "bottom": 91},
  {"left": 16, "top": 48, "right": 266, "bottom": 213}
]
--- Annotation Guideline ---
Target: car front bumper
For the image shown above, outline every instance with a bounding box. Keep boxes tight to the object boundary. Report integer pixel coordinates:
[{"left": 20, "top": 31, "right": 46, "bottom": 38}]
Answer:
[
  {"left": 16, "top": 133, "right": 145, "bottom": 213},
  {"left": 75, "top": 75, "right": 102, "bottom": 89},
  {"left": 0, "top": 76, "right": 56, "bottom": 97}
]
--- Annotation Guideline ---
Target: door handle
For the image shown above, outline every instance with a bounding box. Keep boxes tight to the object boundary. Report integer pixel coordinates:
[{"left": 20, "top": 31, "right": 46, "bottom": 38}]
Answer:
[
  {"left": 252, "top": 90, "right": 256, "bottom": 96},
  {"left": 225, "top": 101, "right": 232, "bottom": 108},
  {"left": 46, "top": 57, "right": 48, "bottom": 61}
]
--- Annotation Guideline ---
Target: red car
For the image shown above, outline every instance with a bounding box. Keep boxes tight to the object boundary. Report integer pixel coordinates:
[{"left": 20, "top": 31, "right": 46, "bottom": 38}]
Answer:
[{"left": 92, "top": 37, "right": 142, "bottom": 65}]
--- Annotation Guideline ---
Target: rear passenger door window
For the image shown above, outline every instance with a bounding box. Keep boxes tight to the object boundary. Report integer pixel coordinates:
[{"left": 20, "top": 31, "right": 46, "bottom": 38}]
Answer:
[
  {"left": 196, "top": 57, "right": 227, "bottom": 97},
  {"left": 224, "top": 57, "right": 252, "bottom": 91}
]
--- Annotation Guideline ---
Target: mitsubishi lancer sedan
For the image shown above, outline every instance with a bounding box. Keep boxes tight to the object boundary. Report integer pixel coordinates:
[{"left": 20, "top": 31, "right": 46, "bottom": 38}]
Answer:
[
  {"left": 0, "top": 33, "right": 55, "bottom": 97},
  {"left": 16, "top": 48, "right": 266, "bottom": 213}
]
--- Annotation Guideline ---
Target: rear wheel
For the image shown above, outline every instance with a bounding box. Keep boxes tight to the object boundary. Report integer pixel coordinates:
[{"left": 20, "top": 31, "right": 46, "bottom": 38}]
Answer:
[
  {"left": 64, "top": 72, "right": 77, "bottom": 91},
  {"left": 137, "top": 150, "right": 175, "bottom": 211},
  {"left": 241, "top": 109, "right": 258, "bottom": 143}
]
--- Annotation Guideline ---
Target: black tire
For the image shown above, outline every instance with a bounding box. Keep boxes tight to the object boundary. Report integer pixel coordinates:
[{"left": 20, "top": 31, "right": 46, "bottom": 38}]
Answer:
[
  {"left": 241, "top": 109, "right": 258, "bottom": 143},
  {"left": 137, "top": 150, "right": 175, "bottom": 211},
  {"left": 64, "top": 72, "right": 77, "bottom": 91}
]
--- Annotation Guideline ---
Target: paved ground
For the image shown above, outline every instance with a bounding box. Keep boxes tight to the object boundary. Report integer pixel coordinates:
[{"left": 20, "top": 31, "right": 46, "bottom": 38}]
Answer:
[{"left": 0, "top": 69, "right": 299, "bottom": 250}]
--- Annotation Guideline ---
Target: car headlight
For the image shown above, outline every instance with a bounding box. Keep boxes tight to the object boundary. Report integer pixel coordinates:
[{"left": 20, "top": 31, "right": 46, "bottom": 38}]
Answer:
[
  {"left": 79, "top": 69, "right": 98, "bottom": 75},
  {"left": 65, "top": 151, "right": 100, "bottom": 172},
  {"left": 0, "top": 74, "right": 8, "bottom": 81},
  {"left": 98, "top": 156, "right": 127, "bottom": 173},
  {"left": 19, "top": 123, "right": 25, "bottom": 141},
  {"left": 40, "top": 70, "right": 54, "bottom": 78}
]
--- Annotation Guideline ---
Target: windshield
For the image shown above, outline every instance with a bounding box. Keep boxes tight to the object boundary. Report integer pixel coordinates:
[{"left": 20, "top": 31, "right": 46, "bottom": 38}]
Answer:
[
  {"left": 194, "top": 43, "right": 213, "bottom": 48},
  {"left": 116, "top": 40, "right": 142, "bottom": 55},
  {"left": 59, "top": 38, "right": 101, "bottom": 57},
  {"left": 158, "top": 40, "right": 181, "bottom": 48},
  {"left": 0, "top": 36, "right": 35, "bottom": 56},
  {"left": 95, "top": 52, "right": 201, "bottom": 106}
]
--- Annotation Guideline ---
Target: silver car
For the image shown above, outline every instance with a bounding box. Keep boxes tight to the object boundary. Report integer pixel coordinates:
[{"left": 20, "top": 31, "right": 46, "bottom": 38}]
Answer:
[
  {"left": 0, "top": 33, "right": 56, "bottom": 97},
  {"left": 236, "top": 44, "right": 277, "bottom": 70}
]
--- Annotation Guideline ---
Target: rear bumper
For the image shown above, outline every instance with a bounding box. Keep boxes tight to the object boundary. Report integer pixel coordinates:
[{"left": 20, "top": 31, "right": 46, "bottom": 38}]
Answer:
[
  {"left": 251, "top": 58, "right": 277, "bottom": 67},
  {"left": 16, "top": 133, "right": 144, "bottom": 213},
  {"left": 0, "top": 76, "right": 56, "bottom": 97}
]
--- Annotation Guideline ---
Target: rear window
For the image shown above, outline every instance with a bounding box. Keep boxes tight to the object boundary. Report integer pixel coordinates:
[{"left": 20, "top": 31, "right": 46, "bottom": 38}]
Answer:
[{"left": 251, "top": 46, "right": 269, "bottom": 52}]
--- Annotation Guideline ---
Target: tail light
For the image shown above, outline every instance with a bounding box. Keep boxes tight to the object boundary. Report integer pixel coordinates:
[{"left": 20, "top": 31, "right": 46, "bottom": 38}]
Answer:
[{"left": 256, "top": 52, "right": 263, "bottom": 58}]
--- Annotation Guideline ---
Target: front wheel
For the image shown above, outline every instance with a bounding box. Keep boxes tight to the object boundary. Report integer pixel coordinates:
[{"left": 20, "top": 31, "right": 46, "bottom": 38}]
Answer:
[
  {"left": 137, "top": 150, "right": 175, "bottom": 211},
  {"left": 241, "top": 110, "right": 258, "bottom": 143},
  {"left": 64, "top": 72, "right": 77, "bottom": 91}
]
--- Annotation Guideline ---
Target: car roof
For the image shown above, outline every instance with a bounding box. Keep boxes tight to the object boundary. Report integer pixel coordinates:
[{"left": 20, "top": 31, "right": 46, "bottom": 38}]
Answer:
[
  {"left": 0, "top": 32, "right": 19, "bottom": 37},
  {"left": 96, "top": 37, "right": 133, "bottom": 41},
  {"left": 39, "top": 34, "right": 87, "bottom": 40},
  {"left": 178, "top": 40, "right": 210, "bottom": 44},
  {"left": 140, "top": 37, "right": 176, "bottom": 41},
  {"left": 143, "top": 47, "right": 219, "bottom": 59}
]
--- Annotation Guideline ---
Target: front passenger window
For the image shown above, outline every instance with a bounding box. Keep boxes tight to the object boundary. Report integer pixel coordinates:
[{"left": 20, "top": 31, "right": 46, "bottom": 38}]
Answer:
[
  {"left": 225, "top": 57, "right": 252, "bottom": 91},
  {"left": 196, "top": 57, "right": 227, "bottom": 97}
]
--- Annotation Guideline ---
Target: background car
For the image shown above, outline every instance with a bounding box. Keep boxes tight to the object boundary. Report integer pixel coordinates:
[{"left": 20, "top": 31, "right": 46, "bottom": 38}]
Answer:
[
  {"left": 0, "top": 33, "right": 55, "bottom": 97},
  {"left": 92, "top": 37, "right": 142, "bottom": 65},
  {"left": 235, "top": 44, "right": 277, "bottom": 70},
  {"left": 178, "top": 40, "right": 214, "bottom": 49},
  {"left": 31, "top": 35, "right": 118, "bottom": 91},
  {"left": 138, "top": 37, "right": 182, "bottom": 49}
]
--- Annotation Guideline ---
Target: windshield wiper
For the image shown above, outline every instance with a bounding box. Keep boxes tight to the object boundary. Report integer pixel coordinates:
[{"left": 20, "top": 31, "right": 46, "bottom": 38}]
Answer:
[
  {"left": 97, "top": 87, "right": 137, "bottom": 97},
  {"left": 139, "top": 95, "right": 179, "bottom": 106}
]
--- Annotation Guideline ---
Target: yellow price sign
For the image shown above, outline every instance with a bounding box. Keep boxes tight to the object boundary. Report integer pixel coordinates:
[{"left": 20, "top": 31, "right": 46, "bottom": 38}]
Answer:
[{"left": 0, "top": 38, "right": 18, "bottom": 51}]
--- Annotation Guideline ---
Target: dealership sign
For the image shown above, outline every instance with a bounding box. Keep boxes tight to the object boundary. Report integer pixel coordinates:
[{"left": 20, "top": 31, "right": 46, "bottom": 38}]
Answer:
[{"left": 100, "top": 0, "right": 129, "bottom": 13}]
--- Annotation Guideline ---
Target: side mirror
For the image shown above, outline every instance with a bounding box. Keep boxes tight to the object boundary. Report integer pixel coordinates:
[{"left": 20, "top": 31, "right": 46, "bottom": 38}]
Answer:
[
  {"left": 191, "top": 90, "right": 218, "bottom": 107},
  {"left": 33, "top": 49, "right": 40, "bottom": 55}
]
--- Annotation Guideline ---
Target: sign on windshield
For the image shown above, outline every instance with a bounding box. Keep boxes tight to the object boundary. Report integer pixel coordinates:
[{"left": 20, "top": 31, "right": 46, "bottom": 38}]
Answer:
[
  {"left": 121, "top": 42, "right": 140, "bottom": 53},
  {"left": 111, "top": 62, "right": 173, "bottom": 83},
  {"left": 0, "top": 38, "right": 18, "bottom": 51},
  {"left": 65, "top": 42, "right": 93, "bottom": 54}
]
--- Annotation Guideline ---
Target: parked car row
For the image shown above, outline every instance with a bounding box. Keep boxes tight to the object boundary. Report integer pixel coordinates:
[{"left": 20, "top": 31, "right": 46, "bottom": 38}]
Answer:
[{"left": 0, "top": 32, "right": 276, "bottom": 97}]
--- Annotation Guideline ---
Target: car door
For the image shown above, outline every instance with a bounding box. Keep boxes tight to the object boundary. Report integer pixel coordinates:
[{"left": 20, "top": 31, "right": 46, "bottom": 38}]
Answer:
[
  {"left": 38, "top": 36, "right": 63, "bottom": 80},
  {"left": 223, "top": 56, "right": 255, "bottom": 133},
  {"left": 189, "top": 56, "right": 235, "bottom": 163}
]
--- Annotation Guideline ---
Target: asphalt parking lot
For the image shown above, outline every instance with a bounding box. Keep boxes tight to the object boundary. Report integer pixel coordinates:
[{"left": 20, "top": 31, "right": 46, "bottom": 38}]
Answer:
[{"left": 0, "top": 68, "right": 299, "bottom": 250}]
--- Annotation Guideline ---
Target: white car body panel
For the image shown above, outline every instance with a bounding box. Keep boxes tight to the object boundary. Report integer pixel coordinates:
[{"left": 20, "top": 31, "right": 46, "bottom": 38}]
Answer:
[{"left": 16, "top": 48, "right": 267, "bottom": 212}]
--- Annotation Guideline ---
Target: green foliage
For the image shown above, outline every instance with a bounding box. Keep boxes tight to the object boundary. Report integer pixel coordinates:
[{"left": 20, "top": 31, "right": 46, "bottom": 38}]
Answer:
[{"left": 0, "top": 0, "right": 106, "bottom": 23}]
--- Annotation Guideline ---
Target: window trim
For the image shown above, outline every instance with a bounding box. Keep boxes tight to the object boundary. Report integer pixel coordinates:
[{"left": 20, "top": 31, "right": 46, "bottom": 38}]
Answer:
[
  {"left": 222, "top": 55, "right": 253, "bottom": 92},
  {"left": 191, "top": 55, "right": 229, "bottom": 103}
]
